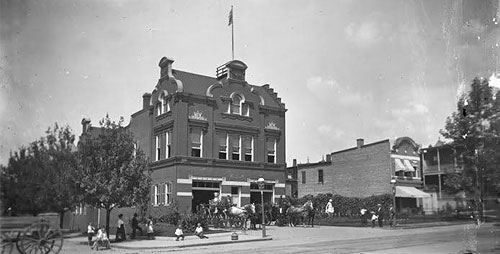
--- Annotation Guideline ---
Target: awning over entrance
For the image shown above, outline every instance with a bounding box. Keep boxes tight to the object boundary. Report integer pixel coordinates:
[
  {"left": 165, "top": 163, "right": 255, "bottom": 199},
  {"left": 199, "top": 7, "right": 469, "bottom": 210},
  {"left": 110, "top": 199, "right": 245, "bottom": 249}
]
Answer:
[{"left": 395, "top": 186, "right": 431, "bottom": 198}]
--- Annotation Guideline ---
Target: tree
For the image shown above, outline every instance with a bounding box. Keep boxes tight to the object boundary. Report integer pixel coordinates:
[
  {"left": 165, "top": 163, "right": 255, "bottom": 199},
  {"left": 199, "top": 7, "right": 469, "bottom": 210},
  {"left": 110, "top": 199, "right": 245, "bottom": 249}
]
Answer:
[
  {"left": 0, "top": 123, "right": 80, "bottom": 228},
  {"left": 76, "top": 115, "right": 152, "bottom": 234},
  {"left": 42, "top": 124, "right": 80, "bottom": 227},
  {"left": 440, "top": 77, "right": 500, "bottom": 215}
]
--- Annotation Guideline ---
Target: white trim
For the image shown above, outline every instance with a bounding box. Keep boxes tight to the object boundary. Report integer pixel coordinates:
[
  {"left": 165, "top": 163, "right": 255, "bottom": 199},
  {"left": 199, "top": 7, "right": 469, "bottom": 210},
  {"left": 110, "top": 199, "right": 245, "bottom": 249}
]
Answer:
[
  {"left": 177, "top": 178, "right": 192, "bottom": 184},
  {"left": 391, "top": 154, "right": 420, "bottom": 161},
  {"left": 275, "top": 183, "right": 285, "bottom": 188},
  {"left": 177, "top": 192, "right": 193, "bottom": 197},
  {"left": 155, "top": 135, "right": 160, "bottom": 161},
  {"left": 222, "top": 180, "right": 250, "bottom": 186},
  {"left": 192, "top": 176, "right": 224, "bottom": 181},
  {"left": 241, "top": 194, "right": 251, "bottom": 198},
  {"left": 200, "top": 129, "right": 203, "bottom": 158},
  {"left": 249, "top": 179, "right": 277, "bottom": 184}
]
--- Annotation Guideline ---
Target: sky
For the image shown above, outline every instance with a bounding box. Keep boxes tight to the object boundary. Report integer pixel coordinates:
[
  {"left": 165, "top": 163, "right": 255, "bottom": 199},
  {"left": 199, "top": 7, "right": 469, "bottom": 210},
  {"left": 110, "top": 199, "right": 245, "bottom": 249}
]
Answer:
[{"left": 1, "top": 0, "right": 499, "bottom": 166}]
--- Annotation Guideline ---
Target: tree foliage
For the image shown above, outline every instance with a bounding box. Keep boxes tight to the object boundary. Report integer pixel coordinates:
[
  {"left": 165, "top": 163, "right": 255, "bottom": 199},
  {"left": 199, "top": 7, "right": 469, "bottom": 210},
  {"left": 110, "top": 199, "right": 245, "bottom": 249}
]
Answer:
[
  {"left": 440, "top": 77, "right": 500, "bottom": 197},
  {"left": 76, "top": 115, "right": 152, "bottom": 233},
  {"left": 0, "top": 123, "right": 79, "bottom": 227}
]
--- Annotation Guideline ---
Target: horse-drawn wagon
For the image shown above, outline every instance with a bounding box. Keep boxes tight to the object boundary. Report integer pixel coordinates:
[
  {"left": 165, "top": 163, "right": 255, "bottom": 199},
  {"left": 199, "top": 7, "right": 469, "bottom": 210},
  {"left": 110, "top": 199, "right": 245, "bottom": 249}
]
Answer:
[{"left": 0, "top": 213, "right": 63, "bottom": 254}]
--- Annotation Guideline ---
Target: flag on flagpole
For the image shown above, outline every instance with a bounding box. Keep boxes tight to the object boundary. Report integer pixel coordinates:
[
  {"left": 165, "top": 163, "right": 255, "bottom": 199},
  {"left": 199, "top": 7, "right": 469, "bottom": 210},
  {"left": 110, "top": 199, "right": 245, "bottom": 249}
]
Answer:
[{"left": 228, "top": 7, "right": 233, "bottom": 26}]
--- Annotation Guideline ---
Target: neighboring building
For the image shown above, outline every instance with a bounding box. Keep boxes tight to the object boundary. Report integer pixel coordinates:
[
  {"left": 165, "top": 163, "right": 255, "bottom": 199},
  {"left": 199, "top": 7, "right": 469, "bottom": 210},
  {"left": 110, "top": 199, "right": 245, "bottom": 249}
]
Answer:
[
  {"left": 421, "top": 140, "right": 464, "bottom": 211},
  {"left": 295, "top": 137, "right": 431, "bottom": 213},
  {"left": 290, "top": 156, "right": 331, "bottom": 198}
]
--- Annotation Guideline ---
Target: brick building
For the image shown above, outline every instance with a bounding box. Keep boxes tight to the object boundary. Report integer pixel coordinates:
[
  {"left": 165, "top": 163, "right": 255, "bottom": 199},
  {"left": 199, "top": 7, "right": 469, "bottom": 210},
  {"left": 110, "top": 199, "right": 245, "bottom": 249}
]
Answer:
[
  {"left": 294, "top": 137, "right": 431, "bottom": 213},
  {"left": 91, "top": 57, "right": 286, "bottom": 213},
  {"left": 68, "top": 57, "right": 287, "bottom": 231}
]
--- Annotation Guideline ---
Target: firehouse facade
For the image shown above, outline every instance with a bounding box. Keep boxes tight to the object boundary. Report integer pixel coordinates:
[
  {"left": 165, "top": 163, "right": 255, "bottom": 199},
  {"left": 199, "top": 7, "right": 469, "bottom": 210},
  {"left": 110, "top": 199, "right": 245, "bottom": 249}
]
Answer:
[{"left": 127, "top": 57, "right": 287, "bottom": 213}]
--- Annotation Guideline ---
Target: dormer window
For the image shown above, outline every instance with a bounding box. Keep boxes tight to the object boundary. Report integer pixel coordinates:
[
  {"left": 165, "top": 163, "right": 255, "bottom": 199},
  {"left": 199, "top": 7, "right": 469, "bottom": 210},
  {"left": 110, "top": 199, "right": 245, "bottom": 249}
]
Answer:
[
  {"left": 231, "top": 95, "right": 241, "bottom": 114},
  {"left": 157, "top": 92, "right": 170, "bottom": 116},
  {"left": 228, "top": 93, "right": 249, "bottom": 116}
]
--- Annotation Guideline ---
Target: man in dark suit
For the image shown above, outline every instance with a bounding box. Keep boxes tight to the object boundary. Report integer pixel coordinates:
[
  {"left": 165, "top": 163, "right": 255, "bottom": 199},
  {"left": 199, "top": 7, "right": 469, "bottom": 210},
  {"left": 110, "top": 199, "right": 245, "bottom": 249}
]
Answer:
[{"left": 376, "top": 204, "right": 384, "bottom": 227}]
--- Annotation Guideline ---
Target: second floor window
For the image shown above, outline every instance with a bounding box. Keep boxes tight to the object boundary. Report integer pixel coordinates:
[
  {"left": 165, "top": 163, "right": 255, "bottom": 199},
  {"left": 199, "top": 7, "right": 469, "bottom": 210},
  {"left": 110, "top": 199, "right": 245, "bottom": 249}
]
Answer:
[
  {"left": 301, "top": 171, "right": 306, "bottom": 184},
  {"left": 190, "top": 129, "right": 202, "bottom": 157},
  {"left": 155, "top": 135, "right": 160, "bottom": 161},
  {"left": 243, "top": 136, "right": 253, "bottom": 161},
  {"left": 165, "top": 131, "right": 171, "bottom": 158},
  {"left": 231, "top": 134, "right": 240, "bottom": 160},
  {"left": 266, "top": 137, "right": 276, "bottom": 163},
  {"left": 318, "top": 169, "right": 324, "bottom": 184},
  {"left": 218, "top": 132, "right": 228, "bottom": 159}
]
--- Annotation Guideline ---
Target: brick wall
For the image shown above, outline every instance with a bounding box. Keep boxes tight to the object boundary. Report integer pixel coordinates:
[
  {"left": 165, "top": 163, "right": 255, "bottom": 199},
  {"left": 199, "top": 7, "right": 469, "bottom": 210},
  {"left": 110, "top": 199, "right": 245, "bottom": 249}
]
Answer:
[
  {"left": 330, "top": 140, "right": 392, "bottom": 197},
  {"left": 297, "top": 162, "right": 332, "bottom": 197}
]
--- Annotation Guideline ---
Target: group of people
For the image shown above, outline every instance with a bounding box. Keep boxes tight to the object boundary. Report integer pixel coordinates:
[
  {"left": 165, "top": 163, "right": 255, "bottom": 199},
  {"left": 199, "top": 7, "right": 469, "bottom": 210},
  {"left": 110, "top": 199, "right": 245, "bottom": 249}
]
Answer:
[
  {"left": 174, "top": 223, "right": 209, "bottom": 241},
  {"left": 87, "top": 213, "right": 156, "bottom": 249},
  {"left": 324, "top": 200, "right": 396, "bottom": 228},
  {"left": 87, "top": 222, "right": 111, "bottom": 250},
  {"left": 360, "top": 204, "right": 396, "bottom": 228}
]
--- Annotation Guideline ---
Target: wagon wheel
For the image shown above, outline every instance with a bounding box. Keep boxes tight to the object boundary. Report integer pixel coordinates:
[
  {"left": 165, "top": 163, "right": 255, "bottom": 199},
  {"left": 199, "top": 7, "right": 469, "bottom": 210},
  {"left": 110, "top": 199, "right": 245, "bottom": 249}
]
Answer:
[
  {"left": 16, "top": 222, "right": 63, "bottom": 254},
  {"left": 1, "top": 231, "right": 16, "bottom": 254},
  {"left": 232, "top": 218, "right": 242, "bottom": 228}
]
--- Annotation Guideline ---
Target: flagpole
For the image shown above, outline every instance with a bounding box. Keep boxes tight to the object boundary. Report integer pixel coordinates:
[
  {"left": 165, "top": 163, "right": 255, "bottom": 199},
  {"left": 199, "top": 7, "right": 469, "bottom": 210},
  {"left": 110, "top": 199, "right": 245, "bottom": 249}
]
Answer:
[{"left": 231, "top": 6, "right": 234, "bottom": 60}]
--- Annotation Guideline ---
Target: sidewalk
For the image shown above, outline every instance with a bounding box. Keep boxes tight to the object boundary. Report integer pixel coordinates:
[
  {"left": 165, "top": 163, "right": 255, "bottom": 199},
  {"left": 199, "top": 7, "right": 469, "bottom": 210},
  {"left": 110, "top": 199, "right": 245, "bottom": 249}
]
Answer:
[{"left": 65, "top": 229, "right": 271, "bottom": 250}]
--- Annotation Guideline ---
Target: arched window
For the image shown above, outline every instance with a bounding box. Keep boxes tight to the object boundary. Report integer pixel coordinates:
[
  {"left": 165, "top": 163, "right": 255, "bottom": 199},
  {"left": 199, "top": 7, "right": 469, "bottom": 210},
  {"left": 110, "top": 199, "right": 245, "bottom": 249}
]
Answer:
[
  {"left": 231, "top": 95, "right": 241, "bottom": 114},
  {"left": 157, "top": 92, "right": 170, "bottom": 115}
]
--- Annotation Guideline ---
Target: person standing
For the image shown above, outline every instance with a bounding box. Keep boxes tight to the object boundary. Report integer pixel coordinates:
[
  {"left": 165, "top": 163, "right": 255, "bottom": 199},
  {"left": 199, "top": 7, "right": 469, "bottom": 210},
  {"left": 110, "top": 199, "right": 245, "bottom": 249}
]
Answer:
[
  {"left": 116, "top": 214, "right": 126, "bottom": 242},
  {"left": 146, "top": 217, "right": 155, "bottom": 240},
  {"left": 360, "top": 208, "right": 368, "bottom": 226},
  {"left": 131, "top": 213, "right": 143, "bottom": 239},
  {"left": 375, "top": 204, "right": 384, "bottom": 227},
  {"left": 388, "top": 205, "right": 396, "bottom": 227},
  {"left": 325, "top": 199, "right": 335, "bottom": 218},
  {"left": 87, "top": 222, "right": 95, "bottom": 247}
]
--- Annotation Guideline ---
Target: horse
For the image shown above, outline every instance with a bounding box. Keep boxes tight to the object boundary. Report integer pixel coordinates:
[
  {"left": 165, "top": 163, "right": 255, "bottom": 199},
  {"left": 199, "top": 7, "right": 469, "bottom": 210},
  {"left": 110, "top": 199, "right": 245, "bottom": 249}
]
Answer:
[
  {"left": 286, "top": 200, "right": 314, "bottom": 227},
  {"left": 225, "top": 203, "right": 255, "bottom": 230}
]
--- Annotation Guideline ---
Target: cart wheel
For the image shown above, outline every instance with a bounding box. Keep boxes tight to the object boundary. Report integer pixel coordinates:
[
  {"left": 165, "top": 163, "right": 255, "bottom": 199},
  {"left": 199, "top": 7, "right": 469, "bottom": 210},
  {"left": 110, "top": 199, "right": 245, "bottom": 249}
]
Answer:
[
  {"left": 16, "top": 222, "right": 63, "bottom": 254},
  {"left": 1, "top": 231, "right": 16, "bottom": 254}
]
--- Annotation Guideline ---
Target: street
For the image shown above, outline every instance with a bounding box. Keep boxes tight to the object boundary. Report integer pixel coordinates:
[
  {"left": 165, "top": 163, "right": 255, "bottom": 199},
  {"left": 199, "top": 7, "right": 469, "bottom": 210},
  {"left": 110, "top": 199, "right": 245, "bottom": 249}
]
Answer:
[{"left": 4, "top": 222, "right": 497, "bottom": 254}]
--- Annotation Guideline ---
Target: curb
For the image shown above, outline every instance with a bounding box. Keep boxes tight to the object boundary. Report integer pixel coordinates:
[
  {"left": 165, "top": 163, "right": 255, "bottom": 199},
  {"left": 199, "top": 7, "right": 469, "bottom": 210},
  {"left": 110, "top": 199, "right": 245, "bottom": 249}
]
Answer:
[{"left": 111, "top": 237, "right": 273, "bottom": 250}]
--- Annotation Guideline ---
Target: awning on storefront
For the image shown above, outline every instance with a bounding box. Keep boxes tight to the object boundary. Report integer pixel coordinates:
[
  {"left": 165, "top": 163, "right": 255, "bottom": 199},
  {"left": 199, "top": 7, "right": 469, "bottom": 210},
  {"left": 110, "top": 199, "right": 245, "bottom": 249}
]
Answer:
[
  {"left": 395, "top": 159, "right": 406, "bottom": 172},
  {"left": 403, "top": 159, "right": 415, "bottom": 172},
  {"left": 395, "top": 186, "right": 431, "bottom": 198}
]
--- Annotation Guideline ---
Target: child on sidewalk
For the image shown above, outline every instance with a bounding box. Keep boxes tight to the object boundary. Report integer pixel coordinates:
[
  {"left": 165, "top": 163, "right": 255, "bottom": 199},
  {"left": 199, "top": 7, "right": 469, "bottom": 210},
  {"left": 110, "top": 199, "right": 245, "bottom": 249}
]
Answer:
[
  {"left": 194, "top": 223, "right": 208, "bottom": 239},
  {"left": 87, "top": 222, "right": 95, "bottom": 247},
  {"left": 92, "top": 227, "right": 111, "bottom": 250},
  {"left": 175, "top": 225, "right": 184, "bottom": 241},
  {"left": 147, "top": 218, "right": 155, "bottom": 240}
]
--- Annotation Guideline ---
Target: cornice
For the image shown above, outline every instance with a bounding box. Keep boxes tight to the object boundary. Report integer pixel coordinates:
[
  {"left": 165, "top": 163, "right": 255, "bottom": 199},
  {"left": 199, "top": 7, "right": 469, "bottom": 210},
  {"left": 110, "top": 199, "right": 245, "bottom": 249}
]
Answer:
[
  {"left": 150, "top": 156, "right": 285, "bottom": 171},
  {"left": 214, "top": 121, "right": 260, "bottom": 134},
  {"left": 153, "top": 120, "right": 174, "bottom": 133}
]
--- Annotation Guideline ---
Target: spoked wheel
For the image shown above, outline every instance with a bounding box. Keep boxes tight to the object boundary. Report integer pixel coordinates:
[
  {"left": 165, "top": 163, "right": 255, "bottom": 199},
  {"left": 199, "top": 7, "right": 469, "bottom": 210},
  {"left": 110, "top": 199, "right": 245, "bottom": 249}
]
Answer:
[
  {"left": 16, "top": 222, "right": 63, "bottom": 254},
  {"left": 1, "top": 231, "right": 16, "bottom": 254}
]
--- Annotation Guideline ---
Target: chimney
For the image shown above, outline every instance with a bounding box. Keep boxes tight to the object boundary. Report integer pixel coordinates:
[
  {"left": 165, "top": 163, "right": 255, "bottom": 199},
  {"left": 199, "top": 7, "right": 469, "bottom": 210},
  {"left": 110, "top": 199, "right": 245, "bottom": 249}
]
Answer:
[
  {"left": 142, "top": 93, "right": 152, "bottom": 110},
  {"left": 293, "top": 159, "right": 297, "bottom": 167},
  {"left": 159, "top": 57, "right": 175, "bottom": 79},
  {"left": 81, "top": 118, "right": 91, "bottom": 133},
  {"left": 356, "top": 138, "right": 364, "bottom": 149},
  {"left": 326, "top": 154, "right": 331, "bottom": 162}
]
